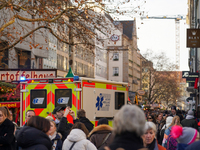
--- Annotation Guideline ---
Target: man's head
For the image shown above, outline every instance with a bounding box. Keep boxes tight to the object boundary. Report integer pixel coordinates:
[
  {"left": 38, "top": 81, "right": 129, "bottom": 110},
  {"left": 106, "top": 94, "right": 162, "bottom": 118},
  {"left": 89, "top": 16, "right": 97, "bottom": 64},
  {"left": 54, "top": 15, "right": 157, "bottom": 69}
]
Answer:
[
  {"left": 52, "top": 106, "right": 65, "bottom": 120},
  {"left": 171, "top": 106, "right": 176, "bottom": 115},
  {"left": 77, "top": 109, "right": 86, "bottom": 118},
  {"left": 25, "top": 110, "right": 36, "bottom": 123}
]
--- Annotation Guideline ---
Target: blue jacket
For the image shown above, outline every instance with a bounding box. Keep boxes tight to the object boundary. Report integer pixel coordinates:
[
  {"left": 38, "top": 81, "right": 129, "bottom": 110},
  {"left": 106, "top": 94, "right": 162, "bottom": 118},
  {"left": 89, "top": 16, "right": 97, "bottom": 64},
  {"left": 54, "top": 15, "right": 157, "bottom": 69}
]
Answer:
[
  {"left": 185, "top": 141, "right": 200, "bottom": 150},
  {"left": 51, "top": 133, "right": 62, "bottom": 150},
  {"left": 177, "top": 143, "right": 189, "bottom": 150}
]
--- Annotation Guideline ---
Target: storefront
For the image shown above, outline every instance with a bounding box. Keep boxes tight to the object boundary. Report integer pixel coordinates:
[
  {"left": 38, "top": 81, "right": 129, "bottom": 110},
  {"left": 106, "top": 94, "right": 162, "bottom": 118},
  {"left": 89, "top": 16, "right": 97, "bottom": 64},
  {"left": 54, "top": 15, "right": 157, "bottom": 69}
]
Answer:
[{"left": 0, "top": 69, "right": 57, "bottom": 125}]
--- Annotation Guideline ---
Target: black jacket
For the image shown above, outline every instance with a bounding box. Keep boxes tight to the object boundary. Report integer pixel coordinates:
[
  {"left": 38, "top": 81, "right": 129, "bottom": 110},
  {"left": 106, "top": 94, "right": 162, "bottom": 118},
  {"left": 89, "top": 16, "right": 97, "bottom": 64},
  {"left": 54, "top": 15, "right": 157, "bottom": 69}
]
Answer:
[
  {"left": 16, "top": 126, "right": 52, "bottom": 150},
  {"left": 101, "top": 131, "right": 145, "bottom": 150},
  {"left": 181, "top": 118, "right": 198, "bottom": 130},
  {"left": 74, "top": 117, "right": 94, "bottom": 132},
  {"left": 0, "top": 118, "right": 15, "bottom": 150},
  {"left": 57, "top": 117, "right": 73, "bottom": 142}
]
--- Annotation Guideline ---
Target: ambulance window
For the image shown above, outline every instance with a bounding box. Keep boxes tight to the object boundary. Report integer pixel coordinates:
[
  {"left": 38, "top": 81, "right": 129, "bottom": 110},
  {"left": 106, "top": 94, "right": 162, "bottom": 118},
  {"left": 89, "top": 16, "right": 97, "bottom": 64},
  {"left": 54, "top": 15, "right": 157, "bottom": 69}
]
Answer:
[
  {"left": 30, "top": 89, "right": 47, "bottom": 108},
  {"left": 115, "top": 92, "right": 125, "bottom": 110},
  {"left": 55, "top": 89, "right": 72, "bottom": 108}
]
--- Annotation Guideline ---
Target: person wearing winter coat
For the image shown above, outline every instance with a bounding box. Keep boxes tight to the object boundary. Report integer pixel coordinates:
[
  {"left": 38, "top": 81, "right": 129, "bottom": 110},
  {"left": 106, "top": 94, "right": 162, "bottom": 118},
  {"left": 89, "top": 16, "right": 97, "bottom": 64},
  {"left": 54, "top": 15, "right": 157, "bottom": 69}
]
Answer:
[
  {"left": 62, "top": 122, "right": 97, "bottom": 150},
  {"left": 53, "top": 106, "right": 73, "bottom": 142},
  {"left": 88, "top": 118, "right": 114, "bottom": 149},
  {"left": 70, "top": 109, "right": 94, "bottom": 132},
  {"left": 170, "top": 125, "right": 199, "bottom": 150},
  {"left": 46, "top": 116, "right": 62, "bottom": 150},
  {"left": 0, "top": 107, "right": 15, "bottom": 150},
  {"left": 143, "top": 121, "right": 166, "bottom": 150},
  {"left": 101, "top": 105, "right": 147, "bottom": 150},
  {"left": 16, "top": 116, "right": 52, "bottom": 150},
  {"left": 181, "top": 110, "right": 198, "bottom": 130}
]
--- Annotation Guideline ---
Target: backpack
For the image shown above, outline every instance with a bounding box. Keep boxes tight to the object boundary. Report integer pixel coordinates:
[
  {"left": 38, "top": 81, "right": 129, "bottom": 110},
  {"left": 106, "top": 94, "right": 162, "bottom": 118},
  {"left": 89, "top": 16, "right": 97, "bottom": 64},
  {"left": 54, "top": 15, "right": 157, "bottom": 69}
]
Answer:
[{"left": 166, "top": 133, "right": 178, "bottom": 150}]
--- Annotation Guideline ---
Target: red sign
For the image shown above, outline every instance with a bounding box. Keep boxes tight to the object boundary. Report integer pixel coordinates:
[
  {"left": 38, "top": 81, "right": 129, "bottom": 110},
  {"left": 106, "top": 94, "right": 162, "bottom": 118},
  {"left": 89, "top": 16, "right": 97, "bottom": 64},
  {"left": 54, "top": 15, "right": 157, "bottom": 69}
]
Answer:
[
  {"left": 0, "top": 102, "right": 20, "bottom": 108},
  {"left": 0, "top": 69, "right": 57, "bottom": 81}
]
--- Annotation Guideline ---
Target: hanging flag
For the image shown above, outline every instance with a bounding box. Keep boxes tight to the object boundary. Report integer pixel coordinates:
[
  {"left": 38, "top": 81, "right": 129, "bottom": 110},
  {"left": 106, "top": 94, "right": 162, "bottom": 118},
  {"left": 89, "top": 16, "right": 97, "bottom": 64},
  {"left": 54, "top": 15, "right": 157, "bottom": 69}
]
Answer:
[{"left": 194, "top": 71, "right": 199, "bottom": 89}]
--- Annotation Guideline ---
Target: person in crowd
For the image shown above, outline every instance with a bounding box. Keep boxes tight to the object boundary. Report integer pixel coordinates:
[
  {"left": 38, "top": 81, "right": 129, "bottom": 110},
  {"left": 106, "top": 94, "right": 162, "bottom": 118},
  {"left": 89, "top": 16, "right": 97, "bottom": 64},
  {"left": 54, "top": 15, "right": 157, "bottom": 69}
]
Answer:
[
  {"left": 181, "top": 110, "right": 198, "bottom": 130},
  {"left": 171, "top": 125, "right": 199, "bottom": 150},
  {"left": 0, "top": 107, "right": 15, "bottom": 150},
  {"left": 62, "top": 122, "right": 97, "bottom": 150},
  {"left": 147, "top": 114, "right": 157, "bottom": 124},
  {"left": 162, "top": 116, "right": 181, "bottom": 147},
  {"left": 24, "top": 110, "right": 35, "bottom": 126},
  {"left": 156, "top": 113, "right": 165, "bottom": 144},
  {"left": 170, "top": 106, "right": 177, "bottom": 117},
  {"left": 54, "top": 106, "right": 73, "bottom": 142},
  {"left": 88, "top": 118, "right": 114, "bottom": 149},
  {"left": 16, "top": 116, "right": 52, "bottom": 150},
  {"left": 69, "top": 108, "right": 94, "bottom": 132},
  {"left": 160, "top": 116, "right": 173, "bottom": 147},
  {"left": 177, "top": 110, "right": 184, "bottom": 122},
  {"left": 143, "top": 121, "right": 166, "bottom": 150},
  {"left": 101, "top": 105, "right": 146, "bottom": 150},
  {"left": 52, "top": 106, "right": 65, "bottom": 127},
  {"left": 46, "top": 116, "right": 62, "bottom": 150}
]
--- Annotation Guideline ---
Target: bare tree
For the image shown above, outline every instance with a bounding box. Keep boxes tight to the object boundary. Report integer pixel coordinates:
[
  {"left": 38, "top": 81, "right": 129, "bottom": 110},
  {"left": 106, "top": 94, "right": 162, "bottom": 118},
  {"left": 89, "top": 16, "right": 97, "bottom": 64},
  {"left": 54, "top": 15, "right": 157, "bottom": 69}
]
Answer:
[{"left": 142, "top": 50, "right": 182, "bottom": 108}]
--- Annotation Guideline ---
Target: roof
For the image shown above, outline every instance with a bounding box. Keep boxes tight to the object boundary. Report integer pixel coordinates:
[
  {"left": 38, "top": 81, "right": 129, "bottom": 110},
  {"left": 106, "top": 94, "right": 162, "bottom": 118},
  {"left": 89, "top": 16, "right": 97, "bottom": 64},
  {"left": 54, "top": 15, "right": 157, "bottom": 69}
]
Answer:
[{"left": 118, "top": 21, "right": 134, "bottom": 39}]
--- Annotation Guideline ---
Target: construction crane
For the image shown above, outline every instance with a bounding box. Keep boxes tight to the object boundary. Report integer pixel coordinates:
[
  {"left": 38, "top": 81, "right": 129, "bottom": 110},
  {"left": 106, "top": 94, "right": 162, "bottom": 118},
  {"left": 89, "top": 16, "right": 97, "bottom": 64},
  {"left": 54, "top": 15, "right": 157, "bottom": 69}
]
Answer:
[{"left": 140, "top": 15, "right": 185, "bottom": 71}]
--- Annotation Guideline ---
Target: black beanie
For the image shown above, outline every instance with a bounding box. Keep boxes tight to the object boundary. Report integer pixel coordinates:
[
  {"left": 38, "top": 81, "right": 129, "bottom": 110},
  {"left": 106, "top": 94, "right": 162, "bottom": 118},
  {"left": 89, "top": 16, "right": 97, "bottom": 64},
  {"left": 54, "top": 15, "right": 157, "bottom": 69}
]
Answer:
[{"left": 98, "top": 118, "right": 108, "bottom": 125}]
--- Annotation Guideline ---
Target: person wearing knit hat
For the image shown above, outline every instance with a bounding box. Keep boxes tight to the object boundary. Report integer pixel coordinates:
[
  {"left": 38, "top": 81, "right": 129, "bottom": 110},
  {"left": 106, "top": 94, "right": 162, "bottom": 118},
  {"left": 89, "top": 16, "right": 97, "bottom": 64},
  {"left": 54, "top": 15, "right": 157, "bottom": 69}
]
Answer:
[
  {"left": 171, "top": 125, "right": 199, "bottom": 150},
  {"left": 181, "top": 110, "right": 198, "bottom": 130}
]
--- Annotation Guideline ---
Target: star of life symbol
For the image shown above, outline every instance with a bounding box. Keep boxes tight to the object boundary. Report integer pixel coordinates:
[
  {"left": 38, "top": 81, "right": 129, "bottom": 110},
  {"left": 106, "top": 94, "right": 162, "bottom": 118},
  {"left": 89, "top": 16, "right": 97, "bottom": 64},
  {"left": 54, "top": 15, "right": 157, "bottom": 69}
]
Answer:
[
  {"left": 33, "top": 98, "right": 44, "bottom": 104},
  {"left": 96, "top": 93, "right": 104, "bottom": 111}
]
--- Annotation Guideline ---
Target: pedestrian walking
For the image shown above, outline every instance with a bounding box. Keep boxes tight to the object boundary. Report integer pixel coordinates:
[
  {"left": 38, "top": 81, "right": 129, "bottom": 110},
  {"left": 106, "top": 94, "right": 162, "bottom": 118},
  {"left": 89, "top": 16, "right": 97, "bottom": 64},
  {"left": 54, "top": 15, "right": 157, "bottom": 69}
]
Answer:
[
  {"left": 62, "top": 122, "right": 97, "bottom": 150},
  {"left": 101, "top": 105, "right": 146, "bottom": 150},
  {"left": 0, "top": 107, "right": 15, "bottom": 150},
  {"left": 143, "top": 121, "right": 166, "bottom": 150},
  {"left": 16, "top": 116, "right": 52, "bottom": 150},
  {"left": 88, "top": 118, "right": 114, "bottom": 149},
  {"left": 171, "top": 125, "right": 199, "bottom": 150},
  {"left": 46, "top": 116, "right": 62, "bottom": 150},
  {"left": 181, "top": 110, "right": 198, "bottom": 130}
]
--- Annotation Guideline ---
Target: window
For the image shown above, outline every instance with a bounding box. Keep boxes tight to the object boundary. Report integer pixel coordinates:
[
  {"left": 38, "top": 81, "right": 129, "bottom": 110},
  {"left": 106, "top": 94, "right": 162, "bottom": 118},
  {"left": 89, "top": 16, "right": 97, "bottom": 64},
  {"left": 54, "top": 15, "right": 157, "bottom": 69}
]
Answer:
[
  {"left": 30, "top": 89, "right": 47, "bottom": 108},
  {"left": 113, "top": 52, "right": 119, "bottom": 61},
  {"left": 113, "top": 67, "right": 119, "bottom": 76},
  {"left": 115, "top": 92, "right": 125, "bottom": 109},
  {"left": 55, "top": 89, "right": 72, "bottom": 108}
]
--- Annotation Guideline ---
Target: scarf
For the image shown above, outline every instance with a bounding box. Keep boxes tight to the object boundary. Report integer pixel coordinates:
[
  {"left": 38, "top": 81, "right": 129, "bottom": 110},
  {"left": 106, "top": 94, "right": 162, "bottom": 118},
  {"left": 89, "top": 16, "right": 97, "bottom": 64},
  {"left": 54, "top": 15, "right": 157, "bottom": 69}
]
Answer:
[
  {"left": 49, "top": 131, "right": 57, "bottom": 140},
  {"left": 147, "top": 139, "right": 158, "bottom": 150}
]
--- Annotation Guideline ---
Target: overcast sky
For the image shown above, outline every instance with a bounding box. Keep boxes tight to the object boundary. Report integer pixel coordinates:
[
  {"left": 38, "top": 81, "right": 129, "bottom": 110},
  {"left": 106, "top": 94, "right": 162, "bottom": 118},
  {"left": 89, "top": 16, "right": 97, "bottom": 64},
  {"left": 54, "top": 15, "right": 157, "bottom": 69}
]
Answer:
[{"left": 136, "top": 0, "right": 189, "bottom": 71}]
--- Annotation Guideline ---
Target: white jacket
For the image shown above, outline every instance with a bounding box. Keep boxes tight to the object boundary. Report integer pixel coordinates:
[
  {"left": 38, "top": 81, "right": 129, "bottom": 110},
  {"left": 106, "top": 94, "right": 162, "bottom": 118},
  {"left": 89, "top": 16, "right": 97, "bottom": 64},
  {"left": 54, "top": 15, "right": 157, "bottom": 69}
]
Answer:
[{"left": 62, "top": 129, "right": 97, "bottom": 150}]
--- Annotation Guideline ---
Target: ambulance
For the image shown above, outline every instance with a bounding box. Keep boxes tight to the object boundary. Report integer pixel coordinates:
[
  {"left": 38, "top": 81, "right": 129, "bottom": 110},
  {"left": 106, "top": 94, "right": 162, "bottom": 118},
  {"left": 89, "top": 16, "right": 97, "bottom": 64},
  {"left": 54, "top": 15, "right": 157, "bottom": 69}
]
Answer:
[{"left": 20, "top": 76, "right": 128, "bottom": 127}]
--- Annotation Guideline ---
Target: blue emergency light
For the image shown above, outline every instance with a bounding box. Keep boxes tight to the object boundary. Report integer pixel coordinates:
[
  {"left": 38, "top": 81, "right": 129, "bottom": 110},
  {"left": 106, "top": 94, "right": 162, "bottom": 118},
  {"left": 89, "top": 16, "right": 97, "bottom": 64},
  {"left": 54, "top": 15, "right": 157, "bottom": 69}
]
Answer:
[
  {"left": 20, "top": 76, "right": 26, "bottom": 81},
  {"left": 73, "top": 76, "right": 79, "bottom": 81}
]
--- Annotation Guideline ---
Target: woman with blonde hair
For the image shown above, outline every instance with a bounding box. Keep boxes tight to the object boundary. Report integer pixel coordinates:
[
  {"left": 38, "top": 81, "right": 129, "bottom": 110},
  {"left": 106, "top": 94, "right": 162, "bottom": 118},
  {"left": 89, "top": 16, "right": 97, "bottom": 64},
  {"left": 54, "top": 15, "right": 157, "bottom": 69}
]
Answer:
[
  {"left": 46, "top": 116, "right": 62, "bottom": 150},
  {"left": 162, "top": 116, "right": 182, "bottom": 148}
]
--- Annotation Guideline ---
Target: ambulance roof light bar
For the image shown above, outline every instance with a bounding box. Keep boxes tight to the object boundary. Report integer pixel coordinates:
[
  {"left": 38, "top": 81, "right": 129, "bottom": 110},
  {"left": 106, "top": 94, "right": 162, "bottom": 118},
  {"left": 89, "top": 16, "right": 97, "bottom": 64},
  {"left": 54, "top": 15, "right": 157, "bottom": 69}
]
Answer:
[{"left": 20, "top": 76, "right": 26, "bottom": 81}]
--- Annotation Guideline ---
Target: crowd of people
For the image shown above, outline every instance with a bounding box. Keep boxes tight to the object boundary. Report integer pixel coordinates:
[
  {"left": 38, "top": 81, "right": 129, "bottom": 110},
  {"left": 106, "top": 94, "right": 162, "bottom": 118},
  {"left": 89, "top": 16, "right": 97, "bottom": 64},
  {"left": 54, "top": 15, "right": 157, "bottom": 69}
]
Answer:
[{"left": 0, "top": 104, "right": 200, "bottom": 150}]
